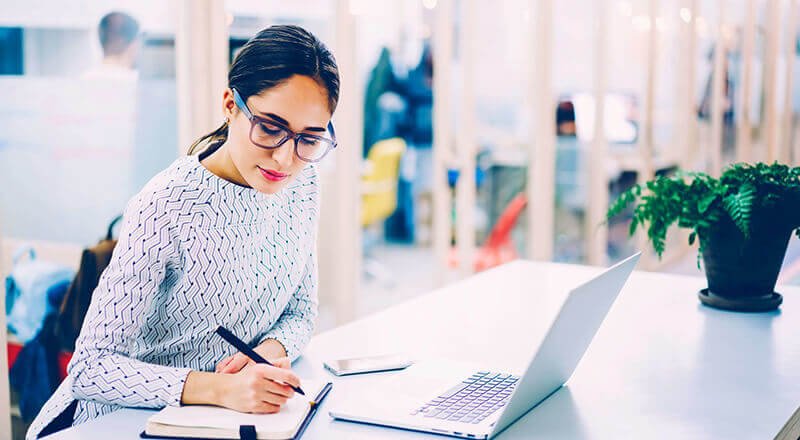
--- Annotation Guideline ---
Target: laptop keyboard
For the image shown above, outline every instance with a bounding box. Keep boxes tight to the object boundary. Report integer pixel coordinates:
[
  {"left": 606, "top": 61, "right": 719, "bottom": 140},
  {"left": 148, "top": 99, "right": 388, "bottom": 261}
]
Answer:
[{"left": 410, "top": 371, "right": 519, "bottom": 424}]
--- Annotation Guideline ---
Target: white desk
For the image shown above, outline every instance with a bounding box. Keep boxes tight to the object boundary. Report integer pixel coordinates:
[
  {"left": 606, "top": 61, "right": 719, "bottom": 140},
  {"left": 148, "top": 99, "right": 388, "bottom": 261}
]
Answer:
[{"left": 46, "top": 261, "right": 799, "bottom": 439}]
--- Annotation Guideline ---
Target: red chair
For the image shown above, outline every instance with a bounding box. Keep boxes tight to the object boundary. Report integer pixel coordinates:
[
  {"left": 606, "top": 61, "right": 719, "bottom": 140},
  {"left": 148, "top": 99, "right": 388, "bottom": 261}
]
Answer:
[{"left": 474, "top": 193, "right": 528, "bottom": 272}]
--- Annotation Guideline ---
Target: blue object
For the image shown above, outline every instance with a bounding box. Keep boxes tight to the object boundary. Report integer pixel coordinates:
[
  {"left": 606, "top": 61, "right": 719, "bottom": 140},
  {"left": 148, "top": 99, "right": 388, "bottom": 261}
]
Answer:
[
  {"left": 5, "top": 246, "right": 75, "bottom": 343},
  {"left": 446, "top": 167, "right": 486, "bottom": 189},
  {"left": 10, "top": 314, "right": 62, "bottom": 422},
  {"left": 384, "top": 173, "right": 415, "bottom": 243}
]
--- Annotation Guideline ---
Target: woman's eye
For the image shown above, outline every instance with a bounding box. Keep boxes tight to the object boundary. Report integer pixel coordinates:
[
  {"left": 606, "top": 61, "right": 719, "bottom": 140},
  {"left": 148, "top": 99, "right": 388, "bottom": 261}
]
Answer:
[
  {"left": 298, "top": 136, "right": 320, "bottom": 147},
  {"left": 259, "top": 122, "right": 283, "bottom": 135}
]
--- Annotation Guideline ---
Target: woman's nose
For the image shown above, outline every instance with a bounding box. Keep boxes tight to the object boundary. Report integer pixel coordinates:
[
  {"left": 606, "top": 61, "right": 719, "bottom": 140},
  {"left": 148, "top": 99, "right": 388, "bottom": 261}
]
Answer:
[{"left": 270, "top": 139, "right": 295, "bottom": 168}]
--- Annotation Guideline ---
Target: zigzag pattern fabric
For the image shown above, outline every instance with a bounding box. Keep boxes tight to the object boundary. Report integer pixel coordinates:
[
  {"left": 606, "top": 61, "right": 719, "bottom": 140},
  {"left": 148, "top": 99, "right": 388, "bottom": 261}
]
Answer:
[{"left": 28, "top": 155, "right": 320, "bottom": 439}]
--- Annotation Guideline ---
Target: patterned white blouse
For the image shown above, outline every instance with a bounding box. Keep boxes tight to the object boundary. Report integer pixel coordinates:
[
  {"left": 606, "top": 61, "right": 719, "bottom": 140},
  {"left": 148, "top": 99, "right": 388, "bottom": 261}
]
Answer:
[{"left": 28, "top": 154, "right": 320, "bottom": 439}]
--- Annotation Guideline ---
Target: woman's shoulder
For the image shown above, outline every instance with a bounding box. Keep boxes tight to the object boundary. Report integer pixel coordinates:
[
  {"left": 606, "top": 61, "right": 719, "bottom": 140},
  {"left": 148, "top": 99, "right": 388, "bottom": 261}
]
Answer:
[
  {"left": 126, "top": 156, "right": 209, "bottom": 215},
  {"left": 143, "top": 155, "right": 204, "bottom": 189}
]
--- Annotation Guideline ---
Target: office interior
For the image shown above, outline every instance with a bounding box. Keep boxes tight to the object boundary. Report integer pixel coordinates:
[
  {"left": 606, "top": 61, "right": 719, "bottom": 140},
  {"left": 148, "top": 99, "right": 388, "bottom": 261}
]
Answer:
[{"left": 1, "top": 0, "right": 800, "bottom": 438}]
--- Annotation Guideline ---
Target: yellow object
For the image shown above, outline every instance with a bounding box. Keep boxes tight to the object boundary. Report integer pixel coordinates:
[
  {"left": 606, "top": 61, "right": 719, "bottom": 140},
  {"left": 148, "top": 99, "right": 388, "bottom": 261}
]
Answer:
[{"left": 361, "top": 138, "right": 406, "bottom": 226}]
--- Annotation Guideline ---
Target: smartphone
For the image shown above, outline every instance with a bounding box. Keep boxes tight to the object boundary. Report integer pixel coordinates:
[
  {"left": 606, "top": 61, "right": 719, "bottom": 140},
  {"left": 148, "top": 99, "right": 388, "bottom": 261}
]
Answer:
[{"left": 323, "top": 354, "right": 413, "bottom": 376}]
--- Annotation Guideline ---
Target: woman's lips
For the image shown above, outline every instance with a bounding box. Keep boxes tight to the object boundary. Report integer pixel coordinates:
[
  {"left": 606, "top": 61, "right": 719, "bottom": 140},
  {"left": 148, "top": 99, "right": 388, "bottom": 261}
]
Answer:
[{"left": 258, "top": 166, "right": 288, "bottom": 182}]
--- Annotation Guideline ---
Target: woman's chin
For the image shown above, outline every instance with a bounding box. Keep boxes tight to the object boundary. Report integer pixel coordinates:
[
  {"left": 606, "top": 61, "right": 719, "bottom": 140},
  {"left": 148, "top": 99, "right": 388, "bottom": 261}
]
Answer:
[{"left": 249, "top": 176, "right": 288, "bottom": 195}]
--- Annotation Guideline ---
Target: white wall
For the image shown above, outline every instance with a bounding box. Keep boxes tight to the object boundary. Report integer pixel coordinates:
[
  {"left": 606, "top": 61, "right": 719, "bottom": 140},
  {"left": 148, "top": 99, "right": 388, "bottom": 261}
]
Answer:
[{"left": 0, "top": 0, "right": 176, "bottom": 33}]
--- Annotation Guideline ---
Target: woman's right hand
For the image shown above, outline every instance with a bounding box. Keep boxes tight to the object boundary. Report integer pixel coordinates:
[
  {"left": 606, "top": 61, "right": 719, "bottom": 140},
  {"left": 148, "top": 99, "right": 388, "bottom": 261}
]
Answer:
[{"left": 217, "top": 363, "right": 300, "bottom": 413}]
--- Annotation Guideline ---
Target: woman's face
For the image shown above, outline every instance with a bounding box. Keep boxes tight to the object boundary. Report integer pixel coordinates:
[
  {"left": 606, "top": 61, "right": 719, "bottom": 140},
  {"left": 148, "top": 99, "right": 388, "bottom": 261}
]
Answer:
[{"left": 222, "top": 75, "right": 332, "bottom": 194}]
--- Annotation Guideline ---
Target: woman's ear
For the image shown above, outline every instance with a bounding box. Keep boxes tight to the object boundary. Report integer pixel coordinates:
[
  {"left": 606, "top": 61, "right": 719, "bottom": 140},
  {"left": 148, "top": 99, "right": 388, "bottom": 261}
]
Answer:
[{"left": 222, "top": 88, "right": 237, "bottom": 121}]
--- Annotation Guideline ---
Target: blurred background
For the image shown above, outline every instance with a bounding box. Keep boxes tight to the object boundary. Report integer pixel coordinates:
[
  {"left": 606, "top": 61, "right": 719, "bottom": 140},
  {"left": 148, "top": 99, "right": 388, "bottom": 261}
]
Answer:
[{"left": 1, "top": 0, "right": 800, "bottom": 438}]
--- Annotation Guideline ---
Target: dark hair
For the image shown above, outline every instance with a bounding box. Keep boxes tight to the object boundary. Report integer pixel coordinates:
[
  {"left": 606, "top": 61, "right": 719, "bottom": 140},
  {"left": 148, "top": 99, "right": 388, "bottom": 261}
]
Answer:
[
  {"left": 189, "top": 25, "right": 340, "bottom": 155},
  {"left": 98, "top": 12, "right": 140, "bottom": 56}
]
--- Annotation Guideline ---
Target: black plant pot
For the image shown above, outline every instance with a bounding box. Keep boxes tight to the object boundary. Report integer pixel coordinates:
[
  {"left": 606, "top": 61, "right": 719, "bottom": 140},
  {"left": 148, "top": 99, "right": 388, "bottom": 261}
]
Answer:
[{"left": 698, "top": 211, "right": 790, "bottom": 312}]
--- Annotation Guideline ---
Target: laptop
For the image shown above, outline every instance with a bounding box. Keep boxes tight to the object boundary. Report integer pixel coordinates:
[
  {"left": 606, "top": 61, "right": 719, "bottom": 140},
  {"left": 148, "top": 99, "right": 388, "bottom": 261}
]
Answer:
[{"left": 329, "top": 253, "right": 641, "bottom": 439}]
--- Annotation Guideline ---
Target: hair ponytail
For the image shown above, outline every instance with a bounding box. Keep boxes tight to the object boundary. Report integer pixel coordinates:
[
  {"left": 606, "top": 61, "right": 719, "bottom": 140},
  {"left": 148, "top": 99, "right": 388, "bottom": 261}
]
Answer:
[{"left": 187, "top": 121, "right": 229, "bottom": 155}]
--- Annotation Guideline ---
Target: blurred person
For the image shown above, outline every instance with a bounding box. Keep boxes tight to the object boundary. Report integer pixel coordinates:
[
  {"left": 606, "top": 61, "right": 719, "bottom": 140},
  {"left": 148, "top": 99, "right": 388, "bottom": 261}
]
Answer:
[
  {"left": 385, "top": 41, "right": 434, "bottom": 243},
  {"left": 556, "top": 100, "right": 577, "bottom": 136},
  {"left": 363, "top": 46, "right": 404, "bottom": 157},
  {"left": 405, "top": 41, "right": 434, "bottom": 151},
  {"left": 83, "top": 11, "right": 141, "bottom": 79},
  {"left": 698, "top": 45, "right": 736, "bottom": 152}
]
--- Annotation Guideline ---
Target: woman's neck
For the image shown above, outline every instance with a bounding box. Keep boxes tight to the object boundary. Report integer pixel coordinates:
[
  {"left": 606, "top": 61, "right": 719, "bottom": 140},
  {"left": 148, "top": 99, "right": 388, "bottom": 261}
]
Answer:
[{"left": 199, "top": 142, "right": 251, "bottom": 188}]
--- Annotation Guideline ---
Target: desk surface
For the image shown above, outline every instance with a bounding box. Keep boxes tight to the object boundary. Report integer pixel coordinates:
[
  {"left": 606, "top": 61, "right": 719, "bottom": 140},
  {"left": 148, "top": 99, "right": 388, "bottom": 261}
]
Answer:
[{"left": 47, "top": 261, "right": 798, "bottom": 439}]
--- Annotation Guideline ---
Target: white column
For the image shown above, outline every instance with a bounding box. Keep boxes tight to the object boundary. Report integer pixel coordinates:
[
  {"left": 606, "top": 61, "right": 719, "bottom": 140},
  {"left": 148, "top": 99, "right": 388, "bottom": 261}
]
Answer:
[
  {"left": 667, "top": 0, "right": 697, "bottom": 262},
  {"left": 433, "top": 0, "right": 454, "bottom": 285},
  {"left": 764, "top": 0, "right": 782, "bottom": 161},
  {"left": 455, "top": 0, "right": 477, "bottom": 275},
  {"left": 783, "top": 0, "right": 798, "bottom": 164},
  {"left": 737, "top": 0, "right": 756, "bottom": 163},
  {"left": 331, "top": 0, "right": 363, "bottom": 323},
  {"left": 175, "top": 0, "right": 229, "bottom": 154},
  {"left": 676, "top": 0, "right": 692, "bottom": 169},
  {"left": 586, "top": 0, "right": 609, "bottom": 266},
  {"left": 709, "top": 0, "right": 726, "bottom": 176},
  {"left": 0, "top": 221, "right": 10, "bottom": 440},
  {"left": 637, "top": 0, "right": 659, "bottom": 267},
  {"left": 687, "top": 0, "right": 699, "bottom": 166},
  {"left": 640, "top": 0, "right": 658, "bottom": 183},
  {"left": 527, "top": 0, "right": 556, "bottom": 261}
]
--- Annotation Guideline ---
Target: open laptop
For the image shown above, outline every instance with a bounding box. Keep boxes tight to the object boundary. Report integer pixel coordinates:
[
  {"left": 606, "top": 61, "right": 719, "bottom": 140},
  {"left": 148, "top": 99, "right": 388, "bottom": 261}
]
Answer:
[{"left": 329, "top": 253, "right": 641, "bottom": 439}]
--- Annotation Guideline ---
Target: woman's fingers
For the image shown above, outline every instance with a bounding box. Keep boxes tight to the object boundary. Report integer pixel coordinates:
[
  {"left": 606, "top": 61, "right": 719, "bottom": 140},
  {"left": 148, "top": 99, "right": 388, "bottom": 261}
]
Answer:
[
  {"left": 228, "top": 363, "right": 304, "bottom": 414},
  {"left": 250, "top": 401, "right": 281, "bottom": 414},
  {"left": 263, "top": 378, "right": 295, "bottom": 398},
  {"left": 248, "top": 376, "right": 292, "bottom": 406},
  {"left": 270, "top": 357, "right": 291, "bottom": 369},
  {"left": 261, "top": 390, "right": 289, "bottom": 406},
  {"left": 219, "top": 353, "right": 291, "bottom": 375},
  {"left": 215, "top": 355, "right": 234, "bottom": 373},
  {"left": 257, "top": 364, "right": 301, "bottom": 389},
  {"left": 221, "top": 353, "right": 252, "bottom": 374}
]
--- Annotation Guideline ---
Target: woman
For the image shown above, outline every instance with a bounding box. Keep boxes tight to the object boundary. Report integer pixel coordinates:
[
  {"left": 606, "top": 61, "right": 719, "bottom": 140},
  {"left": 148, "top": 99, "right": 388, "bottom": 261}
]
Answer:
[{"left": 28, "top": 24, "right": 339, "bottom": 439}]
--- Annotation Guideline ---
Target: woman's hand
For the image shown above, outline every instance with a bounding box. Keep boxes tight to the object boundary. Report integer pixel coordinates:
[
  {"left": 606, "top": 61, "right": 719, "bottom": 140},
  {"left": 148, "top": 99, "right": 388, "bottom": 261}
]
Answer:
[
  {"left": 216, "top": 352, "right": 253, "bottom": 374},
  {"left": 216, "top": 363, "right": 300, "bottom": 414},
  {"left": 217, "top": 354, "right": 291, "bottom": 374},
  {"left": 216, "top": 339, "right": 288, "bottom": 374},
  {"left": 183, "top": 364, "right": 300, "bottom": 413}
]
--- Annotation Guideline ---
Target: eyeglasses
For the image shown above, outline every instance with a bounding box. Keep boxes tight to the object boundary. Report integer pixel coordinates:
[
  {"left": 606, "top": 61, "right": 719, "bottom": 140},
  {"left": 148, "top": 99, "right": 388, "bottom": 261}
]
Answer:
[{"left": 232, "top": 87, "right": 337, "bottom": 163}]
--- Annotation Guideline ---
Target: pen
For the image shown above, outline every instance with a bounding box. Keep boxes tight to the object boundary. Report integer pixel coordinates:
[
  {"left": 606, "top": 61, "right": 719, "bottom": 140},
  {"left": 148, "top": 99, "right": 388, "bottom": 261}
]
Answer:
[{"left": 215, "top": 326, "right": 306, "bottom": 396}]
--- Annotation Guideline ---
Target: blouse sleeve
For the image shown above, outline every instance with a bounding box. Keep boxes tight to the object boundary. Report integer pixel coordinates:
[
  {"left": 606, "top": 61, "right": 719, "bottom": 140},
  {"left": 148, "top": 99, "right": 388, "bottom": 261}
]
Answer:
[{"left": 68, "top": 189, "right": 191, "bottom": 408}]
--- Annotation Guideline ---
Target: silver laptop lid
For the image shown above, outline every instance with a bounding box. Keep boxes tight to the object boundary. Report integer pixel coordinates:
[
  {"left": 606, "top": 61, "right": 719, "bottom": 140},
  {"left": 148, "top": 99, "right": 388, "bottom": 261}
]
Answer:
[{"left": 489, "top": 253, "right": 641, "bottom": 437}]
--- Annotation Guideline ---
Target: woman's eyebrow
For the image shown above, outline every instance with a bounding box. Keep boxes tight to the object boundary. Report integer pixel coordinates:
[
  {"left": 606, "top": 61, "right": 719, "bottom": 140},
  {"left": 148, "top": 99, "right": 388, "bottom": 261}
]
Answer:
[{"left": 258, "top": 111, "right": 326, "bottom": 133}]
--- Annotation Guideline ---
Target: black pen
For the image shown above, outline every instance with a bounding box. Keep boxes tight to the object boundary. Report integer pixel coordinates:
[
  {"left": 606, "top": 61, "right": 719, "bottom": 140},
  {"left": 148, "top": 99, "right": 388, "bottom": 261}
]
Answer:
[{"left": 215, "top": 326, "right": 306, "bottom": 396}]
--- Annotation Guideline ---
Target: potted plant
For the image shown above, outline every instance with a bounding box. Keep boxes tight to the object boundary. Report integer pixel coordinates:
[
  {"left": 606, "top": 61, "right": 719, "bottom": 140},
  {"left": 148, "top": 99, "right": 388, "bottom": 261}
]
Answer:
[{"left": 607, "top": 162, "right": 800, "bottom": 312}]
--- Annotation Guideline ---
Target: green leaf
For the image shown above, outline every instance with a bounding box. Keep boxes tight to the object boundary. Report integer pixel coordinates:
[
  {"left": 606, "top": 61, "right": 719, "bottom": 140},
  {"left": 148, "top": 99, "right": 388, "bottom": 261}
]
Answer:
[
  {"left": 723, "top": 182, "right": 756, "bottom": 237},
  {"left": 698, "top": 193, "right": 717, "bottom": 214},
  {"left": 689, "top": 231, "right": 697, "bottom": 245}
]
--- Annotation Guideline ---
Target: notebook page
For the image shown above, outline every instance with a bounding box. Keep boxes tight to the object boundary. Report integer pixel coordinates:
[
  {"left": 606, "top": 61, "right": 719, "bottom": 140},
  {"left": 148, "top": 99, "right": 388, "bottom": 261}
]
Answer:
[{"left": 148, "top": 379, "right": 325, "bottom": 434}]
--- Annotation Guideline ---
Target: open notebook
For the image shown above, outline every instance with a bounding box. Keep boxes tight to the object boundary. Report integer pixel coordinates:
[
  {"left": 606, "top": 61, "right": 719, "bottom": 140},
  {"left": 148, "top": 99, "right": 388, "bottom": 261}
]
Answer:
[{"left": 141, "top": 380, "right": 332, "bottom": 440}]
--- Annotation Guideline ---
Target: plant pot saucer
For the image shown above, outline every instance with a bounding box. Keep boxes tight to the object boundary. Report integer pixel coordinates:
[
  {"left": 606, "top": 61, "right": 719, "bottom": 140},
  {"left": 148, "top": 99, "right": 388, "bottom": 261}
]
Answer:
[{"left": 698, "top": 288, "right": 782, "bottom": 312}]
